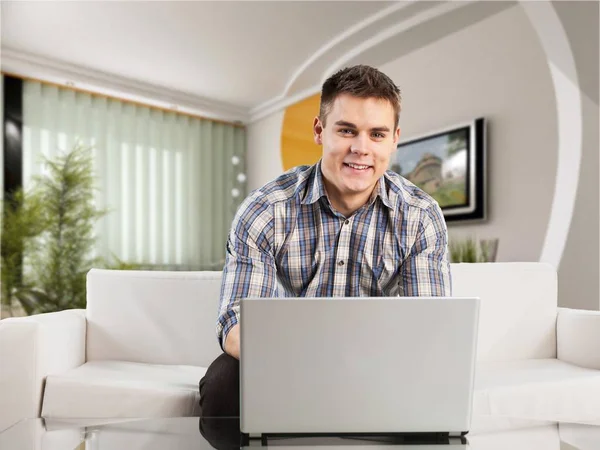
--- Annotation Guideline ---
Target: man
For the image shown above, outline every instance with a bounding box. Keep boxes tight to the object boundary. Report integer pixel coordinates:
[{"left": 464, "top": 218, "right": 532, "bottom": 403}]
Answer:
[{"left": 199, "top": 64, "right": 451, "bottom": 418}]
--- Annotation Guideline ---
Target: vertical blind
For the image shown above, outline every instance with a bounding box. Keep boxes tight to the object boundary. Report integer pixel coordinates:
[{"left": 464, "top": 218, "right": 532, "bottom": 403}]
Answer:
[{"left": 22, "top": 81, "right": 246, "bottom": 270}]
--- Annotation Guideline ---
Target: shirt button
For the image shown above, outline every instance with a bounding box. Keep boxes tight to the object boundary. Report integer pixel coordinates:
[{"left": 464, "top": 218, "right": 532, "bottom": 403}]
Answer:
[
  {"left": 344, "top": 220, "right": 350, "bottom": 225},
  {"left": 338, "top": 260, "right": 345, "bottom": 266}
]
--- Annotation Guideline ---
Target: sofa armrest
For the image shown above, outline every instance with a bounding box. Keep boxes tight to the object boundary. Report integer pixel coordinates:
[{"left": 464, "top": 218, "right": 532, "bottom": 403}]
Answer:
[
  {"left": 0, "top": 309, "right": 86, "bottom": 432},
  {"left": 557, "top": 307, "right": 600, "bottom": 370}
]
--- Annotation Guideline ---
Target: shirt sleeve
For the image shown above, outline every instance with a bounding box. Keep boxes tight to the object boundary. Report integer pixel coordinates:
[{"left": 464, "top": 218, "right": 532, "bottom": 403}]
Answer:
[
  {"left": 216, "top": 194, "right": 278, "bottom": 351},
  {"left": 399, "top": 201, "right": 452, "bottom": 296}
]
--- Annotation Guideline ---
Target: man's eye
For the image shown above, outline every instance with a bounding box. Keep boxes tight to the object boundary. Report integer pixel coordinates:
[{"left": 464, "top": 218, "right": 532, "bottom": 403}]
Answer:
[
  {"left": 372, "top": 133, "right": 385, "bottom": 139},
  {"left": 339, "top": 129, "right": 354, "bottom": 135}
]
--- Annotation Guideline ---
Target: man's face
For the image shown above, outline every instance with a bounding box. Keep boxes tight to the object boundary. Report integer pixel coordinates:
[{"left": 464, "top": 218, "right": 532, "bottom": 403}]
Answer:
[{"left": 313, "top": 94, "right": 400, "bottom": 202}]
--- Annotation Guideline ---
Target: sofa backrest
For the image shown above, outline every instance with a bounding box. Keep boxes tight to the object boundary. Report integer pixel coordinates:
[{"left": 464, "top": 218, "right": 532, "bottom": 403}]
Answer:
[
  {"left": 86, "top": 269, "right": 223, "bottom": 367},
  {"left": 85, "top": 262, "right": 558, "bottom": 367},
  {"left": 451, "top": 262, "right": 557, "bottom": 361}
]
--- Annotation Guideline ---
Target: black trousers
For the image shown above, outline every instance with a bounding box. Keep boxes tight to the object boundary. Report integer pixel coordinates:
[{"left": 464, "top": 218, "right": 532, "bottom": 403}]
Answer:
[
  {"left": 199, "top": 353, "right": 241, "bottom": 450},
  {"left": 199, "top": 352, "right": 240, "bottom": 417}
]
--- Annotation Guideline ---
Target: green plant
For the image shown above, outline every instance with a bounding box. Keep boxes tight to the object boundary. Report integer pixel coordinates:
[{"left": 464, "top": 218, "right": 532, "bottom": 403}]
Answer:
[
  {"left": 449, "top": 237, "right": 498, "bottom": 263},
  {"left": 105, "top": 253, "right": 143, "bottom": 271},
  {"left": 24, "top": 144, "right": 110, "bottom": 313},
  {"left": 1, "top": 188, "right": 48, "bottom": 315},
  {"left": 1, "top": 144, "right": 147, "bottom": 317}
]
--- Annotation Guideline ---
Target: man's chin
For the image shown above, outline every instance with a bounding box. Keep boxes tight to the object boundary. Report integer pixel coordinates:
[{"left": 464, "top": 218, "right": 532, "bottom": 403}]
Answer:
[{"left": 341, "top": 182, "right": 373, "bottom": 196}]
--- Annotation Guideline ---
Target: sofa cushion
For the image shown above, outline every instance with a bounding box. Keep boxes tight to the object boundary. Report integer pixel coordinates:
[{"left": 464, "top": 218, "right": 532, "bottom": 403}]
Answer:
[
  {"left": 41, "top": 361, "right": 206, "bottom": 419},
  {"left": 468, "top": 423, "right": 560, "bottom": 448},
  {"left": 559, "top": 422, "right": 600, "bottom": 449},
  {"left": 474, "top": 359, "right": 600, "bottom": 421}
]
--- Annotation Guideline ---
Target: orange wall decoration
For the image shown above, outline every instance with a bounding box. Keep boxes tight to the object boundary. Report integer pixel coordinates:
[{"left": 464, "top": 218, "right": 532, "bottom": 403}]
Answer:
[{"left": 280, "top": 93, "right": 323, "bottom": 171}]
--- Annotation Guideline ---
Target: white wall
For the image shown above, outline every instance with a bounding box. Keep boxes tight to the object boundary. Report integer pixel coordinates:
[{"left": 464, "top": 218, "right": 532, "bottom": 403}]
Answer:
[
  {"left": 246, "top": 4, "right": 599, "bottom": 309},
  {"left": 248, "top": 5, "right": 557, "bottom": 263},
  {"left": 247, "top": 110, "right": 285, "bottom": 192}
]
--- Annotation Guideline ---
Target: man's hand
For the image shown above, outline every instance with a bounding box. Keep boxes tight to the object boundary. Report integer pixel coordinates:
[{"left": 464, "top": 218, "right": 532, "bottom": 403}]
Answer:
[{"left": 224, "top": 323, "right": 240, "bottom": 360}]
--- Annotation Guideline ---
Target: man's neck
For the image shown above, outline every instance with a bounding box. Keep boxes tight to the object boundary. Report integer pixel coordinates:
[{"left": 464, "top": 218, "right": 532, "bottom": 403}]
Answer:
[{"left": 322, "top": 180, "right": 376, "bottom": 218}]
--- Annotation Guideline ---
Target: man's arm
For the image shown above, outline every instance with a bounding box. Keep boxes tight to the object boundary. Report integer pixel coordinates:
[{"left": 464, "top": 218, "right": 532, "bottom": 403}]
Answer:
[
  {"left": 224, "top": 324, "right": 240, "bottom": 359},
  {"left": 217, "top": 195, "right": 278, "bottom": 359},
  {"left": 399, "top": 202, "right": 452, "bottom": 296}
]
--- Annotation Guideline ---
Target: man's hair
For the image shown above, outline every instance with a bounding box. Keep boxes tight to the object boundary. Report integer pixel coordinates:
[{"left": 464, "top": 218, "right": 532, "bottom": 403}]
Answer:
[{"left": 319, "top": 65, "right": 402, "bottom": 128}]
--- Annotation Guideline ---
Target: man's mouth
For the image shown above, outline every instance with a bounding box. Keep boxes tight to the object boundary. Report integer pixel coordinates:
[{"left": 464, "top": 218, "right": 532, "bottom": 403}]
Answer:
[{"left": 344, "top": 163, "right": 372, "bottom": 171}]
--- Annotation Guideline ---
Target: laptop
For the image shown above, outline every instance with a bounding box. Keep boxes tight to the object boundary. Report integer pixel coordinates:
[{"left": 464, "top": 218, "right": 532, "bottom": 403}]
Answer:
[{"left": 239, "top": 296, "right": 480, "bottom": 442}]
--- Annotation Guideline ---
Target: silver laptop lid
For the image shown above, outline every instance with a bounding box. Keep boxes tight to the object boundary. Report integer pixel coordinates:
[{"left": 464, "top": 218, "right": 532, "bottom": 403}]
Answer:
[{"left": 240, "top": 297, "right": 480, "bottom": 436}]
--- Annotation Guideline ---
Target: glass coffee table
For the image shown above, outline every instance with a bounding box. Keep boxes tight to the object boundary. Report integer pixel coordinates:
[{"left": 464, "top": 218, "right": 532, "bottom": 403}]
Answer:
[{"left": 0, "top": 415, "right": 599, "bottom": 449}]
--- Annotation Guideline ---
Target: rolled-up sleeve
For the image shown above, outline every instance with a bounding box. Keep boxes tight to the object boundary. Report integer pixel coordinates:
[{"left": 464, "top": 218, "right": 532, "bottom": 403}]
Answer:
[
  {"left": 399, "top": 202, "right": 452, "bottom": 296},
  {"left": 217, "top": 194, "right": 278, "bottom": 350}
]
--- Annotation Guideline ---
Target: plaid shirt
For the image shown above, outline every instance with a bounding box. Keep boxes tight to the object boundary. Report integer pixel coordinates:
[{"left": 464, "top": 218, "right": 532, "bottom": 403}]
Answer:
[{"left": 217, "top": 160, "right": 451, "bottom": 349}]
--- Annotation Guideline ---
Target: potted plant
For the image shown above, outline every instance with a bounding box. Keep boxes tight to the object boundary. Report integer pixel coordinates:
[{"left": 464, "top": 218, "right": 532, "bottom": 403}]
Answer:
[{"left": 449, "top": 237, "right": 499, "bottom": 263}]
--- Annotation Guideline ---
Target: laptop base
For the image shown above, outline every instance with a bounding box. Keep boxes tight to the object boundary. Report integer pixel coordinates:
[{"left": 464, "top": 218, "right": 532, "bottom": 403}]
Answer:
[{"left": 241, "top": 431, "right": 468, "bottom": 446}]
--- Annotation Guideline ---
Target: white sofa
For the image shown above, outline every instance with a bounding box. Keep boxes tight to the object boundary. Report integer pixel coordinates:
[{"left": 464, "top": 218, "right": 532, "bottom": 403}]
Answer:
[{"left": 1, "top": 262, "right": 600, "bottom": 433}]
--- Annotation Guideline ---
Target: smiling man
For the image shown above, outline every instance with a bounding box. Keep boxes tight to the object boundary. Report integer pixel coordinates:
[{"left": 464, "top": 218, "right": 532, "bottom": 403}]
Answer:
[{"left": 199, "top": 65, "right": 451, "bottom": 417}]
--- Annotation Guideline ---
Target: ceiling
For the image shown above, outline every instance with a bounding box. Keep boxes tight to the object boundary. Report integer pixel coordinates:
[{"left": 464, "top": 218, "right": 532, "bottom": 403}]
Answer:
[
  {"left": 6, "top": 0, "right": 582, "bottom": 124},
  {"left": 2, "top": 2, "right": 390, "bottom": 107}
]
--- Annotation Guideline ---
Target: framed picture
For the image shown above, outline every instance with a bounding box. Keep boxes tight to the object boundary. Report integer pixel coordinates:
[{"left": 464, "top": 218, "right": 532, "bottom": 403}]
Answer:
[{"left": 391, "top": 117, "right": 486, "bottom": 223}]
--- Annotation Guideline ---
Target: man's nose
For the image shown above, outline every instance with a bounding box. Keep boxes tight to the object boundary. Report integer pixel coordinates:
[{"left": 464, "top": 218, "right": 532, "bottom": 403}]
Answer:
[{"left": 350, "top": 133, "right": 369, "bottom": 155}]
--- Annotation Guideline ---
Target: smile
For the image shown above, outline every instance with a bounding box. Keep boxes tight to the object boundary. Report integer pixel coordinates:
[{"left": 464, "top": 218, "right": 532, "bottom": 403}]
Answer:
[{"left": 344, "top": 163, "right": 371, "bottom": 170}]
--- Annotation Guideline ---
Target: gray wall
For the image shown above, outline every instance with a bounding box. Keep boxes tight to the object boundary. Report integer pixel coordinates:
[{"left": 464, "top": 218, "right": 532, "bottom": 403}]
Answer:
[
  {"left": 379, "top": 5, "right": 558, "bottom": 265},
  {"left": 552, "top": 1, "right": 599, "bottom": 310}
]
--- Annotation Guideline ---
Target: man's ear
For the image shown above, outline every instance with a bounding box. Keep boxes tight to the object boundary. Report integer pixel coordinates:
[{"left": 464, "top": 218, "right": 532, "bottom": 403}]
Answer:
[
  {"left": 313, "top": 116, "right": 323, "bottom": 145},
  {"left": 393, "top": 126, "right": 401, "bottom": 146}
]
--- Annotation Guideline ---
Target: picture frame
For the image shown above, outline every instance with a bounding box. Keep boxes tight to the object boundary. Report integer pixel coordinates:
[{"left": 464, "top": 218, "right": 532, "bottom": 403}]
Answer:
[{"left": 391, "top": 117, "right": 486, "bottom": 223}]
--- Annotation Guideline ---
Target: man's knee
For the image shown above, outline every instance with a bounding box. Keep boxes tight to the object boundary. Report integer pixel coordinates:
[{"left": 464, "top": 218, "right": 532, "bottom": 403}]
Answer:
[{"left": 199, "top": 353, "right": 240, "bottom": 417}]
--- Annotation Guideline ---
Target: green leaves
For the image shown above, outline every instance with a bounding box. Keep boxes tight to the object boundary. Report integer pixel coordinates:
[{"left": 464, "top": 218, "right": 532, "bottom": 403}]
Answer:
[
  {"left": 29, "top": 144, "right": 108, "bottom": 313},
  {"left": 1, "top": 143, "right": 109, "bottom": 315},
  {"left": 449, "top": 237, "right": 499, "bottom": 263},
  {"left": 1, "top": 188, "right": 48, "bottom": 315}
]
